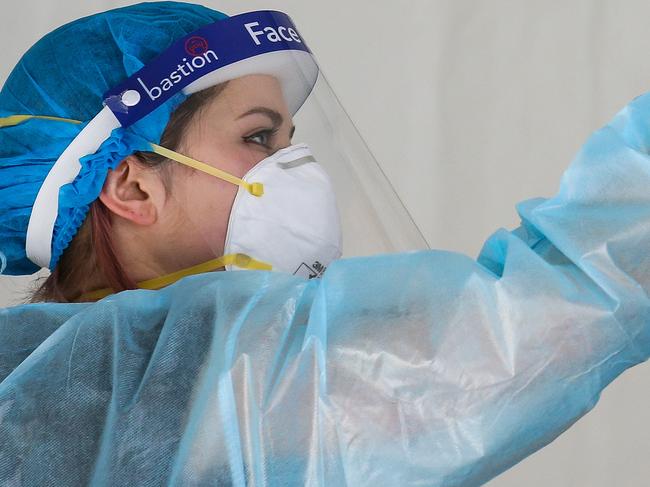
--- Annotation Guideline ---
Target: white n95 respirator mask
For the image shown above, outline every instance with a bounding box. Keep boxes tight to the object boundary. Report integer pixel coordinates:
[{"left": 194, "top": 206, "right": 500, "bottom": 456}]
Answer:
[{"left": 223, "top": 143, "right": 343, "bottom": 279}]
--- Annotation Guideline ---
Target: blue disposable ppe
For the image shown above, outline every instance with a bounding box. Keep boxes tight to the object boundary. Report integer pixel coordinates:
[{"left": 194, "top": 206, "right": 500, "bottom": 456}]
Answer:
[
  {"left": 0, "top": 2, "right": 228, "bottom": 274},
  {"left": 2, "top": 91, "right": 650, "bottom": 486}
]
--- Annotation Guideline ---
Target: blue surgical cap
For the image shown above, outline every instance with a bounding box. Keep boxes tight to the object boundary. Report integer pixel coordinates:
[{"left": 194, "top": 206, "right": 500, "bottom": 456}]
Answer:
[{"left": 0, "top": 2, "right": 228, "bottom": 276}]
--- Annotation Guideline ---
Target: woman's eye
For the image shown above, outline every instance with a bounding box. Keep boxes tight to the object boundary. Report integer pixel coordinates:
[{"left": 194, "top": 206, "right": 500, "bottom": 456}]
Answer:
[{"left": 244, "top": 129, "right": 277, "bottom": 149}]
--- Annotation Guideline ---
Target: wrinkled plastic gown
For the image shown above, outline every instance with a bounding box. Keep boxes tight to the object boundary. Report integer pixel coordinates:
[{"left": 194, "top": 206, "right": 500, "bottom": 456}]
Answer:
[{"left": 3, "top": 93, "right": 650, "bottom": 487}]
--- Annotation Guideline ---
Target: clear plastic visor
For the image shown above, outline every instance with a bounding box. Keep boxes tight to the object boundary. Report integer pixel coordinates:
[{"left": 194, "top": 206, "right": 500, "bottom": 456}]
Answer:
[{"left": 151, "top": 64, "right": 428, "bottom": 279}]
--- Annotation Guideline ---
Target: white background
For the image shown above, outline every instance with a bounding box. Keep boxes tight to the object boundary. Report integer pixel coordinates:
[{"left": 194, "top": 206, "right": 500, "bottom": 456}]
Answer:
[{"left": 1, "top": 1, "right": 650, "bottom": 485}]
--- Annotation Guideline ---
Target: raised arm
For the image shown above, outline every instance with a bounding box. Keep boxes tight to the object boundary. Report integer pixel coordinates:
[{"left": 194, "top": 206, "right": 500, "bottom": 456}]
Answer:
[
  {"left": 2, "top": 94, "right": 650, "bottom": 486},
  {"left": 289, "top": 92, "right": 650, "bottom": 485}
]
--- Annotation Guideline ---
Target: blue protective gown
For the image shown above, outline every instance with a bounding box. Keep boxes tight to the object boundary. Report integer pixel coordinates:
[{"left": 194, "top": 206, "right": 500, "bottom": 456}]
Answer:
[{"left": 2, "top": 92, "right": 650, "bottom": 486}]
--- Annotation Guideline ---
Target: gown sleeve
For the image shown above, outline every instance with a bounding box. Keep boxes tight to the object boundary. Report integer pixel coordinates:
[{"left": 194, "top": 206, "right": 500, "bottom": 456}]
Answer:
[
  {"left": 2, "top": 93, "right": 650, "bottom": 487},
  {"left": 265, "top": 92, "right": 650, "bottom": 485}
]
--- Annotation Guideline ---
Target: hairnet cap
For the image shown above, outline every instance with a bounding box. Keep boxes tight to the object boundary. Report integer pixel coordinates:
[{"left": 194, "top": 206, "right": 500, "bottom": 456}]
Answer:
[{"left": 0, "top": 2, "right": 229, "bottom": 275}]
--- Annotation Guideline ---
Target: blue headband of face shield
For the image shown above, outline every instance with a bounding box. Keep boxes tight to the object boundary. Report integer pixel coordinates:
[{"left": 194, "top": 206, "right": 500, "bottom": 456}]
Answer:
[{"left": 0, "top": 9, "right": 319, "bottom": 273}]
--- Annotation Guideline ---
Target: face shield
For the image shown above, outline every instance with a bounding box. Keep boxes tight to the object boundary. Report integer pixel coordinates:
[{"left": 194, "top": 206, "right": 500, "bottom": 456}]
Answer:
[{"left": 1, "top": 10, "right": 428, "bottom": 298}]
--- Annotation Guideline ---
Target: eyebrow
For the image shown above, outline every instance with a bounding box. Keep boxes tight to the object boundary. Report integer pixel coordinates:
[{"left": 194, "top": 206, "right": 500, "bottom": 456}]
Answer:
[{"left": 237, "top": 107, "right": 296, "bottom": 138}]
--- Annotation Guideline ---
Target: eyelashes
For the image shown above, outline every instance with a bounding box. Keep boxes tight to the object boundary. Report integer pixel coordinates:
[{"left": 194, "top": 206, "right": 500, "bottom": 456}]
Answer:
[{"left": 243, "top": 127, "right": 280, "bottom": 149}]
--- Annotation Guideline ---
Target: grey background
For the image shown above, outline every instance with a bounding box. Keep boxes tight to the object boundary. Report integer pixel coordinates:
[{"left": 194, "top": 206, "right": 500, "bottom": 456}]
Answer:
[{"left": 1, "top": 1, "right": 650, "bottom": 485}]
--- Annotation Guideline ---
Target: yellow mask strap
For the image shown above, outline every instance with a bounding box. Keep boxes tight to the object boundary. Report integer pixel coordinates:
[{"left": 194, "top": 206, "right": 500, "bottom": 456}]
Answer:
[
  {"left": 0, "top": 114, "right": 83, "bottom": 128},
  {"left": 79, "top": 253, "right": 272, "bottom": 302},
  {"left": 149, "top": 143, "right": 264, "bottom": 197},
  {"left": 0, "top": 114, "right": 264, "bottom": 197}
]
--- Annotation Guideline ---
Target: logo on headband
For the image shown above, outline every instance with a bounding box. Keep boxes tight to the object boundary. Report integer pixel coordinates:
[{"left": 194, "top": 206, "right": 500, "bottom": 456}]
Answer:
[
  {"left": 104, "top": 11, "right": 314, "bottom": 127},
  {"left": 185, "top": 36, "right": 210, "bottom": 57}
]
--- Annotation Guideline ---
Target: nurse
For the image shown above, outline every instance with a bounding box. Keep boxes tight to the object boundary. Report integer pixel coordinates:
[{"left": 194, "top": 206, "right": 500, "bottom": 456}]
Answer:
[{"left": 1, "top": 2, "right": 649, "bottom": 486}]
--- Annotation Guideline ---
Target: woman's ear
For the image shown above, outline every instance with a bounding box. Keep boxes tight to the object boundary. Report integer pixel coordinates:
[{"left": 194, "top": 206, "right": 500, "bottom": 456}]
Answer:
[{"left": 99, "top": 155, "right": 165, "bottom": 226}]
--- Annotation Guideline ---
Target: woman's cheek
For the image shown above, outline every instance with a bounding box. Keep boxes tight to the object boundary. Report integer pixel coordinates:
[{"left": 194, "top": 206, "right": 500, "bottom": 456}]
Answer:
[{"left": 202, "top": 178, "right": 239, "bottom": 245}]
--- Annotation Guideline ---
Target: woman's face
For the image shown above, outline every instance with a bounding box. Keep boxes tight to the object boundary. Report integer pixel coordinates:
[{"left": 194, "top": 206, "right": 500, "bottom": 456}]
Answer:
[{"left": 159, "top": 74, "right": 295, "bottom": 269}]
